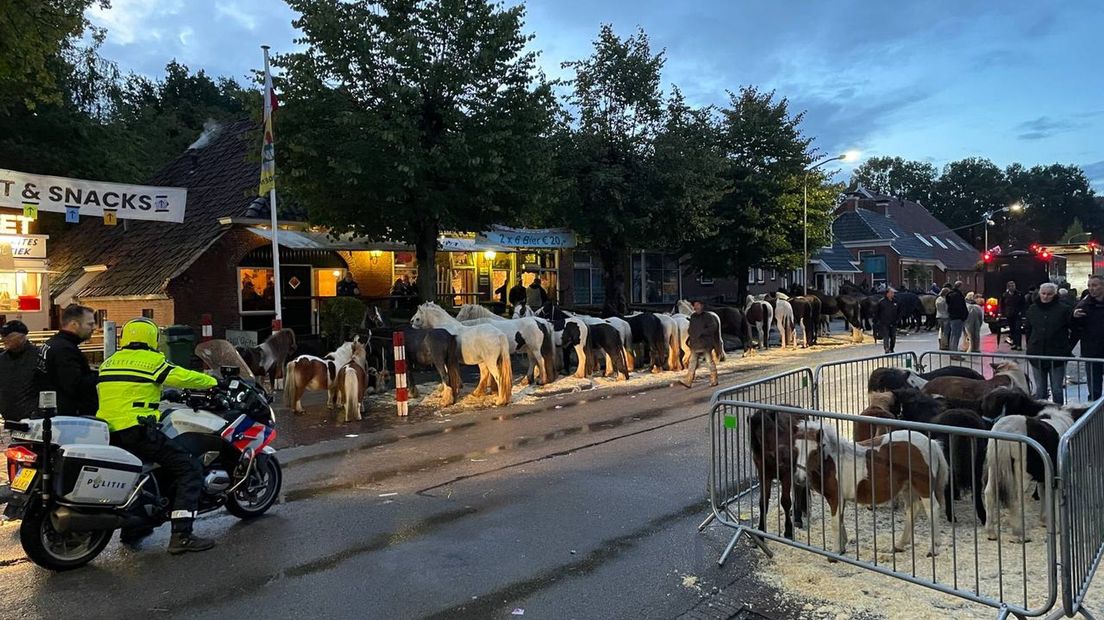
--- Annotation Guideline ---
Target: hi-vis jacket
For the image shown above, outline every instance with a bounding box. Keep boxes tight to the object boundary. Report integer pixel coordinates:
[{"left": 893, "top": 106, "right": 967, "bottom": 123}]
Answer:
[{"left": 96, "top": 347, "right": 217, "bottom": 432}]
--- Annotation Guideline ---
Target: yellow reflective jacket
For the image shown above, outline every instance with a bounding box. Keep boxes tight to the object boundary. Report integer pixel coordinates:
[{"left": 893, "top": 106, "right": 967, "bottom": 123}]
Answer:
[{"left": 96, "top": 347, "right": 218, "bottom": 432}]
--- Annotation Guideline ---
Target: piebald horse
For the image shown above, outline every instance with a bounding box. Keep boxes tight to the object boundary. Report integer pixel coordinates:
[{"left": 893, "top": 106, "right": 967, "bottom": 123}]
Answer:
[
  {"left": 283, "top": 339, "right": 359, "bottom": 415},
  {"left": 744, "top": 296, "right": 774, "bottom": 353},
  {"left": 411, "top": 302, "right": 513, "bottom": 406},
  {"left": 243, "top": 328, "right": 298, "bottom": 390},
  {"left": 455, "top": 304, "right": 555, "bottom": 386},
  {"left": 335, "top": 341, "right": 369, "bottom": 423}
]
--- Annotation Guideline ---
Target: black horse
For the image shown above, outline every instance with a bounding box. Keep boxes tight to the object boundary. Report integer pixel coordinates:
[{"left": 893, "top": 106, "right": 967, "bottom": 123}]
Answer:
[
  {"left": 562, "top": 321, "right": 630, "bottom": 380},
  {"left": 372, "top": 327, "right": 463, "bottom": 403},
  {"left": 626, "top": 312, "right": 669, "bottom": 372}
]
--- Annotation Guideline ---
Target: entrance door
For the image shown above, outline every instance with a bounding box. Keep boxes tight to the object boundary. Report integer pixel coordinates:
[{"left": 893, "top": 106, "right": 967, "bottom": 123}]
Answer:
[{"left": 280, "top": 265, "right": 313, "bottom": 334}]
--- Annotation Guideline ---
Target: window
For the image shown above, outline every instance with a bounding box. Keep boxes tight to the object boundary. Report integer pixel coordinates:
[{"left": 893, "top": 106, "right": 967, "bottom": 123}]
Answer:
[
  {"left": 860, "top": 254, "right": 888, "bottom": 288},
  {"left": 914, "top": 233, "right": 933, "bottom": 247},
  {"left": 944, "top": 237, "right": 961, "bottom": 250},
  {"left": 314, "top": 269, "right": 345, "bottom": 297},
  {"left": 0, "top": 271, "right": 43, "bottom": 312},
  {"left": 770, "top": 269, "right": 777, "bottom": 281},
  {"left": 238, "top": 268, "right": 276, "bottom": 314},
  {"left": 698, "top": 274, "right": 714, "bottom": 286},
  {"left": 393, "top": 251, "right": 418, "bottom": 285},
  {"left": 631, "top": 252, "right": 680, "bottom": 304},
  {"left": 572, "top": 252, "right": 605, "bottom": 305},
  {"left": 930, "top": 235, "right": 948, "bottom": 249},
  {"left": 141, "top": 308, "right": 154, "bottom": 319}
]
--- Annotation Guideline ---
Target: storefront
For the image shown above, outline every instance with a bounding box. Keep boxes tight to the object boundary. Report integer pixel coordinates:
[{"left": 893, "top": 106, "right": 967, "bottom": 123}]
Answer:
[{"left": 0, "top": 209, "right": 50, "bottom": 329}]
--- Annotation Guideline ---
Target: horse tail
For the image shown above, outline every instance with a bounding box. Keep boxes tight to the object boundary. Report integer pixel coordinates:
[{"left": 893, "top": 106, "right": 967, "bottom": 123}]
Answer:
[
  {"left": 283, "top": 359, "right": 297, "bottom": 405},
  {"left": 497, "top": 341, "right": 513, "bottom": 405},
  {"left": 342, "top": 366, "right": 359, "bottom": 422},
  {"left": 986, "top": 434, "right": 1017, "bottom": 510},
  {"left": 539, "top": 321, "right": 556, "bottom": 385}
]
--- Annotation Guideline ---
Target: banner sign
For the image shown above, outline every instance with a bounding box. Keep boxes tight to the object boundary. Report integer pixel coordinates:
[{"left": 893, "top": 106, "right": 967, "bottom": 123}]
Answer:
[
  {"left": 0, "top": 168, "right": 187, "bottom": 223},
  {"left": 0, "top": 235, "right": 47, "bottom": 259},
  {"left": 476, "top": 226, "right": 576, "bottom": 249}
]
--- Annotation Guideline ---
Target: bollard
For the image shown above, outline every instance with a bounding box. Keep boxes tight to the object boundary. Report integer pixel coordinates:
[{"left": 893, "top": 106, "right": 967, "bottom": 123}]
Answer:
[
  {"left": 200, "top": 313, "right": 213, "bottom": 342},
  {"left": 393, "top": 331, "right": 408, "bottom": 417},
  {"left": 103, "top": 320, "right": 117, "bottom": 358}
]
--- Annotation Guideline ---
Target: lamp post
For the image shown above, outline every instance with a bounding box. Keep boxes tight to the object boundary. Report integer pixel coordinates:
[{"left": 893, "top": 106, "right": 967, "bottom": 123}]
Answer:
[
  {"left": 981, "top": 201, "right": 1025, "bottom": 253},
  {"left": 804, "top": 150, "right": 860, "bottom": 295},
  {"left": 1068, "top": 232, "right": 1093, "bottom": 244}
]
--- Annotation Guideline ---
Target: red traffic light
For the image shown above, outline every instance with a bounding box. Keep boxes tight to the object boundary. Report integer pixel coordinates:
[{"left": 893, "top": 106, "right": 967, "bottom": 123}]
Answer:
[
  {"left": 983, "top": 252, "right": 993, "bottom": 263},
  {"left": 1090, "top": 240, "right": 1099, "bottom": 249},
  {"left": 1039, "top": 250, "right": 1051, "bottom": 260},
  {"left": 1029, "top": 243, "right": 1040, "bottom": 253}
]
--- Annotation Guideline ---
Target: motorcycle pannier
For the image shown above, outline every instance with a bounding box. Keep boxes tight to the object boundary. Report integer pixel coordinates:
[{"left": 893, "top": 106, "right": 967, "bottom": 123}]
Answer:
[{"left": 55, "top": 444, "right": 143, "bottom": 506}]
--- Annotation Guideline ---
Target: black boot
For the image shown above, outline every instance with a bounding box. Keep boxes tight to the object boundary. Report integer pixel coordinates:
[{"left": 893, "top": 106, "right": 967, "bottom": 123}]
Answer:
[{"left": 168, "top": 531, "right": 216, "bottom": 554}]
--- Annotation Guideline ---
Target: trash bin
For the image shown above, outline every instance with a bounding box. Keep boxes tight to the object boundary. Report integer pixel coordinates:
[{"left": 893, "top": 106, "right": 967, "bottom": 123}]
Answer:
[{"left": 161, "top": 325, "right": 197, "bottom": 367}]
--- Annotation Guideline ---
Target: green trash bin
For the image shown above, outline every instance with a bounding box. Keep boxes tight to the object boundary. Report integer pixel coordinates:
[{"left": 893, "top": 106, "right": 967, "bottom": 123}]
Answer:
[{"left": 161, "top": 325, "right": 197, "bottom": 367}]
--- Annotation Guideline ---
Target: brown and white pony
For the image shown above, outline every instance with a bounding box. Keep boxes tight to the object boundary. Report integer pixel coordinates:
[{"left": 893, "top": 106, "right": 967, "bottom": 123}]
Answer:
[
  {"left": 795, "top": 420, "right": 949, "bottom": 556},
  {"left": 921, "top": 362, "right": 1028, "bottom": 402},
  {"left": 335, "top": 342, "right": 369, "bottom": 423},
  {"left": 241, "top": 328, "right": 298, "bottom": 390},
  {"left": 749, "top": 408, "right": 808, "bottom": 539},
  {"left": 283, "top": 340, "right": 359, "bottom": 415}
]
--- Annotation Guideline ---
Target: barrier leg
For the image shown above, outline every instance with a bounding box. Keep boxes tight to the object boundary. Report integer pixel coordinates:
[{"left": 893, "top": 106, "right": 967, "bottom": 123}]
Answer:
[{"left": 718, "top": 526, "right": 772, "bottom": 566}]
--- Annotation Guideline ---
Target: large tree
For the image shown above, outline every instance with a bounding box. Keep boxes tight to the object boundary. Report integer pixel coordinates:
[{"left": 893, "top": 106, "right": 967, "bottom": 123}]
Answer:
[
  {"left": 930, "top": 157, "right": 1011, "bottom": 249},
  {"left": 687, "top": 87, "right": 831, "bottom": 300},
  {"left": 1006, "top": 163, "right": 1101, "bottom": 247},
  {"left": 850, "top": 156, "right": 937, "bottom": 204},
  {"left": 277, "top": 0, "right": 558, "bottom": 303},
  {"left": 554, "top": 26, "right": 726, "bottom": 313}
]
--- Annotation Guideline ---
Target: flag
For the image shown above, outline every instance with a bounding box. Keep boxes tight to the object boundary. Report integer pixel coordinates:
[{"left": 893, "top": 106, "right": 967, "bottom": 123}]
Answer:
[{"left": 259, "top": 53, "right": 278, "bottom": 197}]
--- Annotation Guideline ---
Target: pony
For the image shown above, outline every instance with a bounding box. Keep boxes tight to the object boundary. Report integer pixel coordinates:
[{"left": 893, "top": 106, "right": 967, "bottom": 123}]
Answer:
[
  {"left": 984, "top": 403, "right": 1089, "bottom": 542},
  {"left": 250, "top": 328, "right": 298, "bottom": 390},
  {"left": 894, "top": 291, "right": 923, "bottom": 333},
  {"left": 536, "top": 304, "right": 636, "bottom": 375},
  {"left": 625, "top": 312, "right": 669, "bottom": 373},
  {"left": 744, "top": 295, "right": 774, "bottom": 352},
  {"left": 562, "top": 309, "right": 635, "bottom": 372},
  {"left": 772, "top": 294, "right": 797, "bottom": 349},
  {"left": 456, "top": 304, "right": 554, "bottom": 386},
  {"left": 795, "top": 420, "right": 949, "bottom": 557},
  {"left": 334, "top": 341, "right": 369, "bottom": 423},
  {"left": 410, "top": 302, "right": 513, "bottom": 406},
  {"left": 561, "top": 320, "right": 630, "bottom": 380},
  {"left": 922, "top": 362, "right": 1029, "bottom": 402},
  {"left": 283, "top": 339, "right": 358, "bottom": 414},
  {"left": 511, "top": 302, "right": 536, "bottom": 319},
  {"left": 854, "top": 391, "right": 897, "bottom": 443},
  {"left": 918, "top": 294, "right": 938, "bottom": 330},
  {"left": 195, "top": 339, "right": 256, "bottom": 380},
  {"left": 671, "top": 313, "right": 692, "bottom": 369},
  {"left": 835, "top": 291, "right": 867, "bottom": 343},
  {"left": 399, "top": 328, "right": 464, "bottom": 406},
  {"left": 362, "top": 305, "right": 386, "bottom": 330},
  {"left": 789, "top": 296, "right": 819, "bottom": 347},
  {"left": 653, "top": 313, "right": 683, "bottom": 370},
  {"left": 868, "top": 366, "right": 986, "bottom": 393},
  {"left": 749, "top": 408, "right": 809, "bottom": 540}
]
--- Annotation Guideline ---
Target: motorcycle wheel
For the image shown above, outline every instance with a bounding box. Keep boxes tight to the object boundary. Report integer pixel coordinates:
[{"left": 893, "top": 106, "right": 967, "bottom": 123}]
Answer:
[
  {"left": 20, "top": 508, "right": 112, "bottom": 571},
  {"left": 226, "top": 455, "right": 282, "bottom": 519}
]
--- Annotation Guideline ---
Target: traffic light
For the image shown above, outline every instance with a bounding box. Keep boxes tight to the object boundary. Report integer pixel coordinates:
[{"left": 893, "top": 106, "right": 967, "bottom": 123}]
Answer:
[
  {"left": 1029, "top": 243, "right": 1040, "bottom": 253},
  {"left": 1039, "top": 250, "right": 1051, "bottom": 260},
  {"left": 983, "top": 252, "right": 993, "bottom": 263}
]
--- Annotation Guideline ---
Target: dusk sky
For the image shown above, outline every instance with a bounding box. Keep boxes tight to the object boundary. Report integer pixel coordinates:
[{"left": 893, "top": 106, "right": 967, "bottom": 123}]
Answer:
[{"left": 88, "top": 0, "right": 1104, "bottom": 190}]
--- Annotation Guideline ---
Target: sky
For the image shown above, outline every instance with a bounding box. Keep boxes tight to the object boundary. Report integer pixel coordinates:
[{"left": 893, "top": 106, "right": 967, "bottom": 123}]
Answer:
[{"left": 87, "top": 0, "right": 1104, "bottom": 190}]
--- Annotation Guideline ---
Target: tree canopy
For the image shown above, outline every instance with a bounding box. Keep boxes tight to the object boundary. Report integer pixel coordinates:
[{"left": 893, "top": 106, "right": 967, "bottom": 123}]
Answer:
[{"left": 850, "top": 156, "right": 937, "bottom": 204}]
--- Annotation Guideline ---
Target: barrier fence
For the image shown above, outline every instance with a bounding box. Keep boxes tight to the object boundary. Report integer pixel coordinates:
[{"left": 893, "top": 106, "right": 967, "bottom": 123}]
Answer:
[
  {"left": 705, "top": 351, "right": 1104, "bottom": 619},
  {"left": 919, "top": 350, "right": 1104, "bottom": 407}
]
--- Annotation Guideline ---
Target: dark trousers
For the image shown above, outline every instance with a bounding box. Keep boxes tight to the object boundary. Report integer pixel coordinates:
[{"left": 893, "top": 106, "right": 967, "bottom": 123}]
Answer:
[
  {"left": 111, "top": 424, "right": 203, "bottom": 533},
  {"left": 1030, "top": 360, "right": 1066, "bottom": 405},
  {"left": 880, "top": 324, "right": 897, "bottom": 353},
  {"left": 1008, "top": 313, "right": 1022, "bottom": 348},
  {"left": 1087, "top": 361, "right": 1104, "bottom": 401}
]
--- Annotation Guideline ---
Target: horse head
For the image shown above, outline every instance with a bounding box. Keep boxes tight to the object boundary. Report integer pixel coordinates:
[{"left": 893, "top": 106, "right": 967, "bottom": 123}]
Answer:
[
  {"left": 363, "top": 305, "right": 385, "bottom": 329},
  {"left": 411, "top": 304, "right": 429, "bottom": 328},
  {"left": 350, "top": 341, "right": 367, "bottom": 367}
]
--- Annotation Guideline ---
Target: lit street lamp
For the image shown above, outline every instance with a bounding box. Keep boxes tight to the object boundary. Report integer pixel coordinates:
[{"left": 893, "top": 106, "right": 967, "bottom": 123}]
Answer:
[
  {"left": 982, "top": 201, "right": 1025, "bottom": 253},
  {"left": 804, "top": 150, "right": 860, "bottom": 295}
]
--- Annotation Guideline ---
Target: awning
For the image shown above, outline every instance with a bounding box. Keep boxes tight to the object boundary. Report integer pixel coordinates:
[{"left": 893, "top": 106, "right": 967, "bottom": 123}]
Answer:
[{"left": 246, "top": 228, "right": 411, "bottom": 252}]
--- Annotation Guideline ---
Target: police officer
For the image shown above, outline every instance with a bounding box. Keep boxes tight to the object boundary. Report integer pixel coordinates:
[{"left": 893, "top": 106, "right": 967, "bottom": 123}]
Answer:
[{"left": 97, "top": 318, "right": 219, "bottom": 554}]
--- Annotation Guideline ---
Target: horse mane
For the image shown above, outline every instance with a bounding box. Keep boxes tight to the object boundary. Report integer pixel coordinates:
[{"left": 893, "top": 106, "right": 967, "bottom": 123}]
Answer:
[
  {"left": 457, "top": 304, "right": 497, "bottom": 320},
  {"left": 776, "top": 292, "right": 790, "bottom": 301},
  {"left": 993, "top": 364, "right": 1029, "bottom": 392},
  {"left": 675, "top": 300, "right": 693, "bottom": 315}
]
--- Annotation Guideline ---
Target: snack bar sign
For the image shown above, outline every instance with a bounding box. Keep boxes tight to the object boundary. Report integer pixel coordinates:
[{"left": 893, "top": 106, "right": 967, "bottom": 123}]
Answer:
[{"left": 0, "top": 168, "right": 187, "bottom": 223}]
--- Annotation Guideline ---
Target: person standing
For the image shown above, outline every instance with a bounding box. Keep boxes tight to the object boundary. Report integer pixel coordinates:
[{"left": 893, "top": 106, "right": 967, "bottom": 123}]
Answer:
[
  {"left": 1073, "top": 275, "right": 1104, "bottom": 400},
  {"left": 875, "top": 288, "right": 900, "bottom": 354},
  {"left": 679, "top": 300, "right": 720, "bottom": 388},
  {"left": 336, "top": 272, "right": 360, "bottom": 297},
  {"left": 1024, "top": 283, "right": 1075, "bottom": 405},
  {"left": 936, "top": 288, "right": 950, "bottom": 350},
  {"left": 526, "top": 276, "right": 548, "bottom": 309},
  {"left": 1002, "top": 281, "right": 1026, "bottom": 351},
  {"left": 37, "top": 304, "right": 99, "bottom": 416},
  {"left": 508, "top": 280, "right": 527, "bottom": 308},
  {"left": 0, "top": 321, "right": 41, "bottom": 420},
  {"left": 945, "top": 281, "right": 968, "bottom": 353}
]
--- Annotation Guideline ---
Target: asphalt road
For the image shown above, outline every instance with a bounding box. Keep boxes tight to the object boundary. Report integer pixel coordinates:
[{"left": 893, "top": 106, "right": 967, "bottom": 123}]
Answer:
[{"left": 0, "top": 329, "right": 948, "bottom": 620}]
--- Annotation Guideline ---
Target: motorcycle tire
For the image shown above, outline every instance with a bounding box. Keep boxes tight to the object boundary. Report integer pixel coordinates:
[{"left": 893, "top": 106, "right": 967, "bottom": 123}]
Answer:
[
  {"left": 20, "top": 508, "right": 112, "bottom": 571},
  {"left": 226, "top": 455, "right": 282, "bottom": 520}
]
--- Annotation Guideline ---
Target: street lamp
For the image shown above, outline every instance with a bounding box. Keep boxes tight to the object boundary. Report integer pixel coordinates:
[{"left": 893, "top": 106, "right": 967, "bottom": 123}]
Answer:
[
  {"left": 1067, "top": 232, "right": 1093, "bottom": 244},
  {"left": 982, "top": 201, "right": 1026, "bottom": 253},
  {"left": 804, "top": 151, "right": 860, "bottom": 295}
]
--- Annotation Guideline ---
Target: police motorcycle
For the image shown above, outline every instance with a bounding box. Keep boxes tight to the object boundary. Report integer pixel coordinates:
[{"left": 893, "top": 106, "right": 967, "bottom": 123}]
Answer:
[{"left": 3, "top": 367, "right": 281, "bottom": 570}]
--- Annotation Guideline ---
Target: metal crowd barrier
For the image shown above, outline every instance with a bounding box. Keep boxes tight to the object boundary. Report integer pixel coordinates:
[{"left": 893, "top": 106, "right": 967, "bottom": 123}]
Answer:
[
  {"left": 705, "top": 351, "right": 1104, "bottom": 619},
  {"left": 918, "top": 351, "right": 1104, "bottom": 407}
]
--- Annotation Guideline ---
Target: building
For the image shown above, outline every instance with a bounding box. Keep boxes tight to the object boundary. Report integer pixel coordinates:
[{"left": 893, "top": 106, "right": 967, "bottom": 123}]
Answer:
[
  {"left": 0, "top": 208, "right": 51, "bottom": 329},
  {"left": 831, "top": 188, "right": 982, "bottom": 293}
]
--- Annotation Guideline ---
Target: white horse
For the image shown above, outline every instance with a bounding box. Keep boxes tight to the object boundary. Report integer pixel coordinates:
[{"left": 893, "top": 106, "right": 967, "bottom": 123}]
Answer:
[
  {"left": 672, "top": 300, "right": 726, "bottom": 363},
  {"left": 411, "top": 302, "right": 514, "bottom": 406},
  {"left": 653, "top": 313, "right": 682, "bottom": 370},
  {"left": 512, "top": 303, "right": 536, "bottom": 319},
  {"left": 671, "top": 313, "right": 692, "bottom": 368},
  {"left": 560, "top": 310, "right": 635, "bottom": 375},
  {"left": 455, "top": 304, "right": 554, "bottom": 386},
  {"left": 773, "top": 294, "right": 797, "bottom": 349}
]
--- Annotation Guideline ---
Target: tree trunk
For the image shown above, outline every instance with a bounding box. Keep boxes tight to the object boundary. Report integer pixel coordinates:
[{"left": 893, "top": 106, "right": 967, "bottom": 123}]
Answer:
[
  {"left": 736, "top": 265, "right": 749, "bottom": 306},
  {"left": 414, "top": 219, "right": 439, "bottom": 305},
  {"left": 599, "top": 246, "right": 628, "bottom": 316}
]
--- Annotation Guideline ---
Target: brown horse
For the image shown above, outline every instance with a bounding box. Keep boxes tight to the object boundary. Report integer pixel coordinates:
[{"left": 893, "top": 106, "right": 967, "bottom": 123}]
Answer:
[
  {"left": 335, "top": 342, "right": 369, "bottom": 423},
  {"left": 283, "top": 340, "right": 359, "bottom": 414},
  {"left": 854, "top": 391, "right": 897, "bottom": 443},
  {"left": 921, "top": 362, "right": 1028, "bottom": 402},
  {"left": 749, "top": 408, "right": 808, "bottom": 539}
]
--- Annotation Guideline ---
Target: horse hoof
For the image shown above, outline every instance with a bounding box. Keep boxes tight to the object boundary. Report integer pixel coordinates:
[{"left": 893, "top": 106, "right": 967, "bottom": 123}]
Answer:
[
  {"left": 893, "top": 545, "right": 907, "bottom": 553},
  {"left": 986, "top": 532, "right": 998, "bottom": 541}
]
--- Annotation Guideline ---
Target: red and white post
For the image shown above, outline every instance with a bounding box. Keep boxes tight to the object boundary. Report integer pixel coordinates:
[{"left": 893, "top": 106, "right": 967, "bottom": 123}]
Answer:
[
  {"left": 393, "top": 331, "right": 408, "bottom": 417},
  {"left": 200, "top": 313, "right": 213, "bottom": 343}
]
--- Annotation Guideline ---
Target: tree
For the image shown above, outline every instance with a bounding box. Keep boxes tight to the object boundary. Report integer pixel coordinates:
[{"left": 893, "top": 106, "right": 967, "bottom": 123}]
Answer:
[
  {"left": 277, "top": 0, "right": 559, "bottom": 303},
  {"left": 1060, "top": 218, "right": 1087, "bottom": 244},
  {"left": 686, "top": 87, "right": 828, "bottom": 301},
  {"left": 553, "top": 26, "right": 726, "bottom": 313},
  {"left": 850, "top": 156, "right": 937, "bottom": 204},
  {"left": 930, "top": 158, "right": 1011, "bottom": 249},
  {"left": 0, "top": 0, "right": 106, "bottom": 114},
  {"left": 1006, "top": 163, "right": 1102, "bottom": 247}
]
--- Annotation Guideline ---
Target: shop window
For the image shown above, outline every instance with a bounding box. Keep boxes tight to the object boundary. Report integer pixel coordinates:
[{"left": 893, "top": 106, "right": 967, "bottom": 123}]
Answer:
[
  {"left": 519, "top": 251, "right": 560, "bottom": 302},
  {"left": 314, "top": 269, "right": 344, "bottom": 297},
  {"left": 572, "top": 252, "right": 605, "bottom": 305},
  {"left": 393, "top": 251, "right": 418, "bottom": 285},
  {"left": 238, "top": 268, "right": 276, "bottom": 314},
  {"left": 0, "top": 271, "right": 43, "bottom": 312},
  {"left": 631, "top": 252, "right": 680, "bottom": 304}
]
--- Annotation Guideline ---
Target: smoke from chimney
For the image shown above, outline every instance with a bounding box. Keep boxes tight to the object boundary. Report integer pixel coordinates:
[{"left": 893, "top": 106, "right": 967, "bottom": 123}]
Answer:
[{"left": 187, "top": 119, "right": 223, "bottom": 150}]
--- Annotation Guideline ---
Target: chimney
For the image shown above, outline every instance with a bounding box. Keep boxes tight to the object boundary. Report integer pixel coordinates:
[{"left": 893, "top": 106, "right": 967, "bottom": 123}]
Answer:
[{"left": 835, "top": 196, "right": 860, "bottom": 214}]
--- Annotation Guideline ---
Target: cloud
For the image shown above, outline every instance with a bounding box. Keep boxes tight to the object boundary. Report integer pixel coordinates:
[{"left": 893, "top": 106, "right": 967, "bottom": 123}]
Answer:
[
  {"left": 1083, "top": 160, "right": 1104, "bottom": 191},
  {"left": 215, "top": 2, "right": 258, "bottom": 31},
  {"left": 1016, "top": 116, "right": 1078, "bottom": 140},
  {"left": 87, "top": 0, "right": 183, "bottom": 45}
]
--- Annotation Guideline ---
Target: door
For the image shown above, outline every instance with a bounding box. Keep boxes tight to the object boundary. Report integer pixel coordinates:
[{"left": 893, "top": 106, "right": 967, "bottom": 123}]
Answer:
[{"left": 280, "top": 265, "right": 313, "bottom": 334}]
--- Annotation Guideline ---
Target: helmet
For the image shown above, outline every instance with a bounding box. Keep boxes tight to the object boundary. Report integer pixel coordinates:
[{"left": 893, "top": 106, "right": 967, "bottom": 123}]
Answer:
[{"left": 120, "top": 318, "right": 160, "bottom": 350}]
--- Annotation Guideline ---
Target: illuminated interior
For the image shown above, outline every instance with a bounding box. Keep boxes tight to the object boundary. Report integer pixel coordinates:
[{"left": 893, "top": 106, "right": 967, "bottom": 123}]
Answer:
[{"left": 0, "top": 271, "right": 43, "bottom": 312}]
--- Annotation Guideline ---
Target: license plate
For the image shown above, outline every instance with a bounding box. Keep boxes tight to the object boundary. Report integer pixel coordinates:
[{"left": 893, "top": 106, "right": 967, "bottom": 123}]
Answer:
[{"left": 10, "top": 467, "right": 35, "bottom": 493}]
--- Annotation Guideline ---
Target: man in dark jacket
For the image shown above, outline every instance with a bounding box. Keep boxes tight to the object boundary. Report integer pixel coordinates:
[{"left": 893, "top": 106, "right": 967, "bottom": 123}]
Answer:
[
  {"left": 875, "top": 288, "right": 900, "bottom": 354},
  {"left": 37, "top": 304, "right": 99, "bottom": 416},
  {"left": 0, "top": 321, "right": 41, "bottom": 419},
  {"left": 508, "top": 281, "right": 527, "bottom": 308},
  {"left": 1002, "top": 281, "right": 1026, "bottom": 350},
  {"left": 945, "top": 281, "right": 968, "bottom": 353},
  {"left": 679, "top": 300, "right": 721, "bottom": 388},
  {"left": 1074, "top": 275, "right": 1104, "bottom": 400},
  {"left": 336, "top": 273, "right": 360, "bottom": 297},
  {"left": 1025, "top": 283, "right": 1075, "bottom": 404}
]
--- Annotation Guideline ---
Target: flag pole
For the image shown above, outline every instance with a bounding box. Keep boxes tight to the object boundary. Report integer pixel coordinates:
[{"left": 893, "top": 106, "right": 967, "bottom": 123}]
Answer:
[{"left": 262, "top": 45, "right": 283, "bottom": 330}]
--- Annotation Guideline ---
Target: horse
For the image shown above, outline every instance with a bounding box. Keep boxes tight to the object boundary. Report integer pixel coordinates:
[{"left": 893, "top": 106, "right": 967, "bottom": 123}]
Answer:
[
  {"left": 249, "top": 328, "right": 298, "bottom": 390},
  {"left": 561, "top": 320, "right": 629, "bottom": 380},
  {"left": 671, "top": 313, "right": 692, "bottom": 368},
  {"left": 195, "top": 339, "right": 256, "bottom": 379},
  {"left": 411, "top": 302, "right": 513, "bottom": 406},
  {"left": 795, "top": 420, "right": 948, "bottom": 557},
  {"left": 512, "top": 302, "right": 536, "bottom": 319},
  {"left": 625, "top": 312, "right": 669, "bottom": 372},
  {"left": 835, "top": 292, "right": 866, "bottom": 343},
  {"left": 772, "top": 294, "right": 797, "bottom": 349},
  {"left": 283, "top": 339, "right": 358, "bottom": 414},
  {"left": 918, "top": 294, "right": 938, "bottom": 330},
  {"left": 790, "top": 296, "right": 819, "bottom": 347},
  {"left": 744, "top": 296, "right": 774, "bottom": 353},
  {"left": 853, "top": 391, "right": 897, "bottom": 443},
  {"left": 536, "top": 304, "right": 636, "bottom": 375},
  {"left": 398, "top": 328, "right": 464, "bottom": 406},
  {"left": 922, "top": 362, "right": 1029, "bottom": 401},
  {"left": 334, "top": 341, "right": 369, "bottom": 423},
  {"left": 984, "top": 403, "right": 1089, "bottom": 542},
  {"left": 562, "top": 309, "right": 635, "bottom": 372},
  {"left": 894, "top": 291, "right": 923, "bottom": 333},
  {"left": 456, "top": 304, "right": 554, "bottom": 386},
  {"left": 749, "top": 408, "right": 809, "bottom": 540},
  {"left": 868, "top": 366, "right": 986, "bottom": 393},
  {"left": 654, "top": 313, "right": 683, "bottom": 370},
  {"left": 362, "top": 305, "right": 386, "bottom": 330}
]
